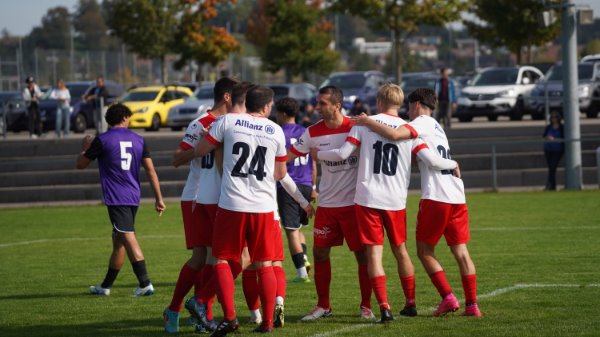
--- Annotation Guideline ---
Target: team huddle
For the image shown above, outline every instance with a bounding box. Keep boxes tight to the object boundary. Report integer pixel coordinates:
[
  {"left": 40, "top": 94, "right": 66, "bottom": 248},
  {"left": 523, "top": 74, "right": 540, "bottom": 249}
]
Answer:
[{"left": 78, "top": 77, "right": 481, "bottom": 337}]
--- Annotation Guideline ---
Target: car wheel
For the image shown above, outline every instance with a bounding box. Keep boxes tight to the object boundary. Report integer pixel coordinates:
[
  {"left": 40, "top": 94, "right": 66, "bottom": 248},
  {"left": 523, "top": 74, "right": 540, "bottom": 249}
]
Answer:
[
  {"left": 74, "top": 114, "right": 87, "bottom": 133},
  {"left": 487, "top": 115, "right": 498, "bottom": 121},
  {"left": 458, "top": 115, "right": 473, "bottom": 122},
  {"left": 146, "top": 113, "right": 161, "bottom": 132},
  {"left": 509, "top": 98, "right": 524, "bottom": 121},
  {"left": 171, "top": 126, "right": 183, "bottom": 131}
]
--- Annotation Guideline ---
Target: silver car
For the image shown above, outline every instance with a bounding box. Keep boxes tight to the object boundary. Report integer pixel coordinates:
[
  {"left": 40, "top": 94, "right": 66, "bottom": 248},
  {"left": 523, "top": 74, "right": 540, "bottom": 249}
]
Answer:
[
  {"left": 167, "top": 84, "right": 214, "bottom": 131},
  {"left": 525, "top": 62, "right": 600, "bottom": 119}
]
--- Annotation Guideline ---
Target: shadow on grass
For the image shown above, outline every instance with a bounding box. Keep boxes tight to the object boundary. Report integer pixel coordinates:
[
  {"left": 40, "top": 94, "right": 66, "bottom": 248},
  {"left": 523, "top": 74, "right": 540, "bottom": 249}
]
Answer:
[{"left": 0, "top": 318, "right": 170, "bottom": 337}]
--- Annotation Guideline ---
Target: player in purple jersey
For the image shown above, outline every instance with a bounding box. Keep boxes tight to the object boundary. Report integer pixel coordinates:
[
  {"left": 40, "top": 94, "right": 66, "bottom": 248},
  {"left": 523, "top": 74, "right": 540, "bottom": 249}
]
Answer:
[
  {"left": 275, "top": 97, "right": 317, "bottom": 283},
  {"left": 76, "top": 103, "right": 166, "bottom": 297}
]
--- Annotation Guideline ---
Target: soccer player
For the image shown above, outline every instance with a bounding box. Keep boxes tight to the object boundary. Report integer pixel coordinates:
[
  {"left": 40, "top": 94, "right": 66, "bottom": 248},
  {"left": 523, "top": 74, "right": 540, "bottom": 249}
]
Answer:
[
  {"left": 313, "top": 84, "right": 459, "bottom": 322},
  {"left": 353, "top": 87, "right": 481, "bottom": 317},
  {"left": 77, "top": 103, "right": 165, "bottom": 297},
  {"left": 275, "top": 97, "right": 317, "bottom": 283},
  {"left": 288, "top": 86, "right": 374, "bottom": 322},
  {"left": 194, "top": 85, "right": 288, "bottom": 336},
  {"left": 163, "top": 77, "right": 238, "bottom": 333}
]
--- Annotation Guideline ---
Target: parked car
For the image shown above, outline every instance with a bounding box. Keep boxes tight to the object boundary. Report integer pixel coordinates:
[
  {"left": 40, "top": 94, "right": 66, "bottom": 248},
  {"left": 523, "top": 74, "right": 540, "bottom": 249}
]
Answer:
[
  {"left": 399, "top": 73, "right": 439, "bottom": 117},
  {"left": 524, "top": 62, "right": 600, "bottom": 119},
  {"left": 38, "top": 80, "right": 125, "bottom": 133},
  {"left": 320, "top": 71, "right": 386, "bottom": 113},
  {"left": 0, "top": 91, "right": 28, "bottom": 132},
  {"left": 119, "top": 85, "right": 192, "bottom": 131},
  {"left": 167, "top": 83, "right": 214, "bottom": 131},
  {"left": 455, "top": 66, "right": 544, "bottom": 122},
  {"left": 268, "top": 82, "right": 317, "bottom": 118},
  {"left": 581, "top": 54, "right": 600, "bottom": 63}
]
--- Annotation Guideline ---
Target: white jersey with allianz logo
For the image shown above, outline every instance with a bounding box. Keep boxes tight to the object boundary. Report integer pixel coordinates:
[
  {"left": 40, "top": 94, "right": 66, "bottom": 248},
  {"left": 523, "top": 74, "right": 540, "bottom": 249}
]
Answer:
[
  {"left": 206, "top": 113, "right": 287, "bottom": 213},
  {"left": 290, "top": 117, "right": 358, "bottom": 207},
  {"left": 407, "top": 115, "right": 466, "bottom": 204},
  {"left": 348, "top": 113, "right": 425, "bottom": 211}
]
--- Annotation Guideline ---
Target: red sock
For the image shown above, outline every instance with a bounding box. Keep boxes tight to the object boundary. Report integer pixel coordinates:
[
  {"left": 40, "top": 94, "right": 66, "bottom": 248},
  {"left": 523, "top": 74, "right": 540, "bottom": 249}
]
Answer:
[
  {"left": 257, "top": 266, "right": 276, "bottom": 328},
  {"left": 194, "top": 264, "right": 212, "bottom": 297},
  {"left": 314, "top": 259, "right": 331, "bottom": 309},
  {"left": 400, "top": 275, "right": 416, "bottom": 307},
  {"left": 461, "top": 274, "right": 477, "bottom": 306},
  {"left": 229, "top": 261, "right": 242, "bottom": 279},
  {"left": 370, "top": 275, "right": 389, "bottom": 310},
  {"left": 242, "top": 270, "right": 260, "bottom": 311},
  {"left": 273, "top": 265, "right": 286, "bottom": 299},
  {"left": 168, "top": 264, "right": 198, "bottom": 312},
  {"left": 214, "top": 263, "right": 236, "bottom": 321},
  {"left": 358, "top": 264, "right": 372, "bottom": 309},
  {"left": 429, "top": 270, "right": 452, "bottom": 298}
]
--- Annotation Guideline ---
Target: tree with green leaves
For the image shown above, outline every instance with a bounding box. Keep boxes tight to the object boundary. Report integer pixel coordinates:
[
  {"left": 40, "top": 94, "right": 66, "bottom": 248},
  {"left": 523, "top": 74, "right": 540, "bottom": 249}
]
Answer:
[
  {"left": 464, "top": 0, "right": 561, "bottom": 65},
  {"left": 247, "top": 0, "right": 339, "bottom": 82},
  {"left": 103, "top": 0, "right": 179, "bottom": 83},
  {"left": 73, "top": 0, "right": 116, "bottom": 51},
  {"left": 172, "top": 0, "right": 240, "bottom": 74},
  {"left": 327, "top": 0, "right": 469, "bottom": 83}
]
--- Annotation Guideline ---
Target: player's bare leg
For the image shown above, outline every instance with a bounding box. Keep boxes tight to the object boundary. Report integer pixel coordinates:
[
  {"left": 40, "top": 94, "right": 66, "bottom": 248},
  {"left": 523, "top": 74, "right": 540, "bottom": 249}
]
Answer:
[
  {"left": 286, "top": 229, "right": 310, "bottom": 282},
  {"left": 417, "top": 241, "right": 459, "bottom": 316},
  {"left": 450, "top": 244, "right": 480, "bottom": 316},
  {"left": 390, "top": 243, "right": 417, "bottom": 316},
  {"left": 119, "top": 232, "right": 153, "bottom": 296},
  {"left": 366, "top": 244, "right": 392, "bottom": 322},
  {"left": 90, "top": 232, "right": 126, "bottom": 296}
]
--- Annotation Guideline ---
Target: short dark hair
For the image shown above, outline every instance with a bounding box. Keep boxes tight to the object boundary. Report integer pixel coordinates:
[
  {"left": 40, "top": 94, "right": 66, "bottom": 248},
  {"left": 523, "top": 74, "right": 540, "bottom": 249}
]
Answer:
[
  {"left": 408, "top": 88, "right": 437, "bottom": 111},
  {"left": 232, "top": 81, "right": 254, "bottom": 106},
  {"left": 245, "top": 85, "right": 274, "bottom": 113},
  {"left": 319, "top": 85, "right": 343, "bottom": 105},
  {"left": 214, "top": 77, "right": 239, "bottom": 104},
  {"left": 275, "top": 97, "right": 299, "bottom": 117},
  {"left": 105, "top": 103, "right": 132, "bottom": 126}
]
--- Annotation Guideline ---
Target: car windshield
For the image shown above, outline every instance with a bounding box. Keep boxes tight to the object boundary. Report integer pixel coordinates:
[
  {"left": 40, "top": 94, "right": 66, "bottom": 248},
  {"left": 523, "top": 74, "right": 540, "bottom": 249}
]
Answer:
[
  {"left": 546, "top": 64, "right": 594, "bottom": 81},
  {"left": 471, "top": 69, "right": 519, "bottom": 86},
  {"left": 119, "top": 91, "right": 159, "bottom": 102},
  {"left": 269, "top": 86, "right": 290, "bottom": 99},
  {"left": 401, "top": 77, "right": 437, "bottom": 90},
  {"left": 195, "top": 87, "right": 214, "bottom": 100},
  {"left": 322, "top": 74, "right": 366, "bottom": 90},
  {"left": 66, "top": 84, "right": 90, "bottom": 97}
]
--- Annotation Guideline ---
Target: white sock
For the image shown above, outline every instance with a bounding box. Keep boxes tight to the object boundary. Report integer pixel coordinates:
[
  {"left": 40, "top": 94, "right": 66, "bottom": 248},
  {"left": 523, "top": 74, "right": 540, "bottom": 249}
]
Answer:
[
  {"left": 297, "top": 266, "right": 308, "bottom": 278},
  {"left": 276, "top": 296, "right": 284, "bottom": 305}
]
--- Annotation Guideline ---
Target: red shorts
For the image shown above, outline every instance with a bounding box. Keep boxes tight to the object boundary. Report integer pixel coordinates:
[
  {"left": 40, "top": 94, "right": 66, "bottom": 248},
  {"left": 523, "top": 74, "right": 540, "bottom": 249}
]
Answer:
[
  {"left": 355, "top": 205, "right": 407, "bottom": 246},
  {"left": 181, "top": 201, "right": 217, "bottom": 249},
  {"left": 273, "top": 220, "right": 284, "bottom": 262},
  {"left": 416, "top": 199, "right": 470, "bottom": 246},
  {"left": 212, "top": 207, "right": 276, "bottom": 263},
  {"left": 313, "top": 205, "right": 364, "bottom": 252}
]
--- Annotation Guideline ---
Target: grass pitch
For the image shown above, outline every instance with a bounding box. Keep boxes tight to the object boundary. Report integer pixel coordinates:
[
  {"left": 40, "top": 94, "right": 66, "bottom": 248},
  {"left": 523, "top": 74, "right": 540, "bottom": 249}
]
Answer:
[{"left": 0, "top": 190, "right": 599, "bottom": 337}]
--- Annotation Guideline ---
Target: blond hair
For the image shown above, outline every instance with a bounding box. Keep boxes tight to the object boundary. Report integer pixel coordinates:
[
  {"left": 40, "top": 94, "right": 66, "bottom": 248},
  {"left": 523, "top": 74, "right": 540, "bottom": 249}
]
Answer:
[{"left": 377, "top": 83, "right": 404, "bottom": 111}]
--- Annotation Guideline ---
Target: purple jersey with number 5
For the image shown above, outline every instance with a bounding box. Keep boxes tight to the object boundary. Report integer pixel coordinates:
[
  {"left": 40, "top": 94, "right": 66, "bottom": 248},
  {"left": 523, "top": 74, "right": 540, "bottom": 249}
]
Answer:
[
  {"left": 282, "top": 123, "right": 313, "bottom": 187},
  {"left": 87, "top": 128, "right": 148, "bottom": 206}
]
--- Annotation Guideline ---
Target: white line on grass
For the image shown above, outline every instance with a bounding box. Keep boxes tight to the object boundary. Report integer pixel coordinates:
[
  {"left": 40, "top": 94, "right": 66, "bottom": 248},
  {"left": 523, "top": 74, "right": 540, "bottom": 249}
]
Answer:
[
  {"left": 308, "top": 283, "right": 600, "bottom": 337},
  {"left": 0, "top": 234, "right": 182, "bottom": 248}
]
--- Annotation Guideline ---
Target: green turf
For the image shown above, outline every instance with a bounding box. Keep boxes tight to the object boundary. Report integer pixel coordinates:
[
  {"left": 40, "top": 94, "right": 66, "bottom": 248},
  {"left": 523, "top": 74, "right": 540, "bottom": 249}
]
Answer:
[{"left": 0, "top": 190, "right": 599, "bottom": 337}]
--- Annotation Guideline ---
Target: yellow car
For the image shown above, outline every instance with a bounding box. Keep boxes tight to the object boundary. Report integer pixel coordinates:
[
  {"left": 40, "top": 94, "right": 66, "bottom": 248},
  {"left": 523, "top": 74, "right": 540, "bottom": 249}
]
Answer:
[{"left": 118, "top": 85, "right": 192, "bottom": 131}]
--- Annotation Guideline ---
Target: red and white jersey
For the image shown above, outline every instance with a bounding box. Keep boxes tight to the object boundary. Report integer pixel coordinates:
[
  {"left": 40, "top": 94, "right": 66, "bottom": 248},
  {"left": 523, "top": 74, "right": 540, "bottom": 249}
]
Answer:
[
  {"left": 347, "top": 113, "right": 425, "bottom": 210},
  {"left": 290, "top": 117, "right": 358, "bottom": 207},
  {"left": 179, "top": 112, "right": 221, "bottom": 204},
  {"left": 406, "top": 115, "right": 466, "bottom": 204},
  {"left": 206, "top": 113, "right": 287, "bottom": 213}
]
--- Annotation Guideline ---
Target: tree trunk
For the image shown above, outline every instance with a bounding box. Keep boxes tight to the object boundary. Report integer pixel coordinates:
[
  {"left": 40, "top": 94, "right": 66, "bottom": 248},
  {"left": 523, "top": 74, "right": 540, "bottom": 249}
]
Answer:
[
  {"left": 394, "top": 28, "right": 403, "bottom": 85},
  {"left": 515, "top": 46, "right": 522, "bottom": 66},
  {"left": 285, "top": 66, "right": 292, "bottom": 83},
  {"left": 160, "top": 55, "right": 167, "bottom": 83}
]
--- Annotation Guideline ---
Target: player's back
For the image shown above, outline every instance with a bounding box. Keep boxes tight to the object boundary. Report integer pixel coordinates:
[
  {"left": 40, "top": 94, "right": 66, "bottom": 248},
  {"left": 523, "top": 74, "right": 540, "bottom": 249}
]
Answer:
[
  {"left": 210, "top": 113, "right": 286, "bottom": 212},
  {"left": 282, "top": 123, "right": 312, "bottom": 187},
  {"left": 409, "top": 115, "right": 465, "bottom": 204},
  {"left": 350, "top": 113, "right": 417, "bottom": 210},
  {"left": 96, "top": 127, "right": 145, "bottom": 205}
]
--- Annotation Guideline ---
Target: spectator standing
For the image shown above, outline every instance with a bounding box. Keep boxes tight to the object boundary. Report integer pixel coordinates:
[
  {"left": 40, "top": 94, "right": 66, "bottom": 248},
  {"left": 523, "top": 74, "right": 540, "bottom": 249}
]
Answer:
[
  {"left": 542, "top": 112, "right": 564, "bottom": 191},
  {"left": 348, "top": 98, "right": 370, "bottom": 116},
  {"left": 22, "top": 76, "right": 43, "bottom": 139},
  {"left": 50, "top": 79, "right": 71, "bottom": 138},
  {"left": 298, "top": 103, "right": 319, "bottom": 127},
  {"left": 434, "top": 67, "right": 456, "bottom": 129},
  {"left": 84, "top": 76, "right": 109, "bottom": 134}
]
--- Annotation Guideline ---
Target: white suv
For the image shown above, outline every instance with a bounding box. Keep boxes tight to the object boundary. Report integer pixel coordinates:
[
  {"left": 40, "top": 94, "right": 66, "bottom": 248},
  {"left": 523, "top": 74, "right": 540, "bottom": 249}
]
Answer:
[{"left": 456, "top": 66, "right": 544, "bottom": 122}]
